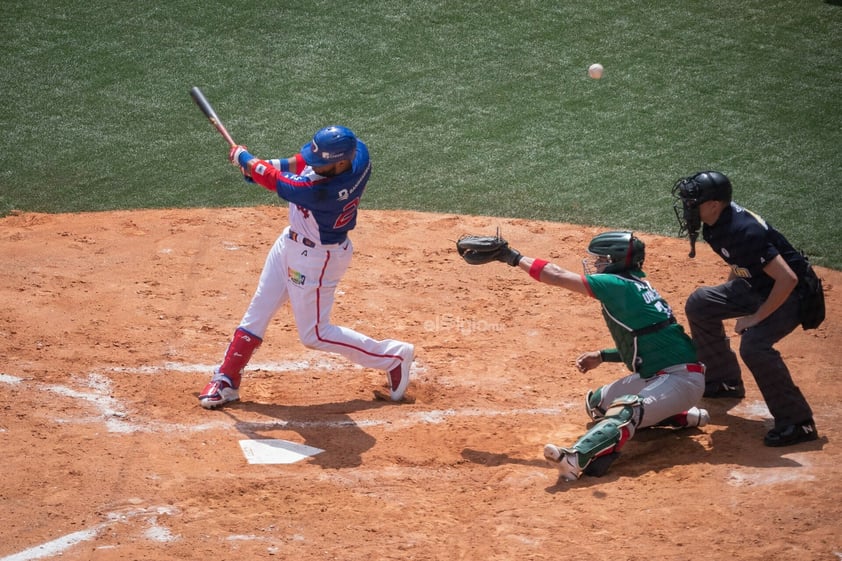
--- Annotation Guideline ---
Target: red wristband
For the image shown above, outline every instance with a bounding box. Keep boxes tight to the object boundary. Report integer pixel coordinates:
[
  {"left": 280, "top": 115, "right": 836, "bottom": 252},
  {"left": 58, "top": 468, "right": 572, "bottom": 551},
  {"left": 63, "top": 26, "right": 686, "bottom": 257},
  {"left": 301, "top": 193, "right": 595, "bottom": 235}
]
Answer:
[{"left": 529, "top": 259, "right": 549, "bottom": 281}]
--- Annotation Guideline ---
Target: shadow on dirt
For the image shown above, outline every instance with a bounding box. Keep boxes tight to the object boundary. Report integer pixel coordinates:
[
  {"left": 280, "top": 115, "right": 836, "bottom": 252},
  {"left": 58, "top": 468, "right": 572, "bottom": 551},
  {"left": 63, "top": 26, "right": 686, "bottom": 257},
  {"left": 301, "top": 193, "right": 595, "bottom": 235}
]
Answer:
[
  {"left": 215, "top": 398, "right": 394, "bottom": 469},
  {"left": 460, "top": 403, "right": 827, "bottom": 493}
]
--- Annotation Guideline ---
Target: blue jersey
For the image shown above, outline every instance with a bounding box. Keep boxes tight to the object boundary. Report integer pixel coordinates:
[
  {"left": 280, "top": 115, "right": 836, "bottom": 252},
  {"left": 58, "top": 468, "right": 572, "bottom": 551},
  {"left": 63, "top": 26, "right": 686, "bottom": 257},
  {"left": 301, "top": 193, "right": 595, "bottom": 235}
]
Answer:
[
  {"left": 243, "top": 140, "right": 371, "bottom": 245},
  {"left": 702, "top": 202, "right": 809, "bottom": 297}
]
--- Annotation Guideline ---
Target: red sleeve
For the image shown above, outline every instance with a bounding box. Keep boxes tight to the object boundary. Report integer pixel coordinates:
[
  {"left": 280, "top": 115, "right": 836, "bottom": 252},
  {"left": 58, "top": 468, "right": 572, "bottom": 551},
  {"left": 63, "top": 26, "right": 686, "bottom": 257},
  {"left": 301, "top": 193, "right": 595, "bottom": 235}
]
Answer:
[
  {"left": 249, "top": 157, "right": 325, "bottom": 204},
  {"left": 249, "top": 160, "right": 279, "bottom": 192},
  {"left": 292, "top": 153, "right": 306, "bottom": 174}
]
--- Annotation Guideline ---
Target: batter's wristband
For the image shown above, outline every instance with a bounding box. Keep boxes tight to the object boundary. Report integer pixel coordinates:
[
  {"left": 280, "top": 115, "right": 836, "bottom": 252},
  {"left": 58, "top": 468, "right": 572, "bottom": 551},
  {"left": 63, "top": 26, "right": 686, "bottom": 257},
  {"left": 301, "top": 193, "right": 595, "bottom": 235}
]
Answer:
[
  {"left": 529, "top": 259, "right": 549, "bottom": 281},
  {"left": 237, "top": 149, "right": 255, "bottom": 168}
]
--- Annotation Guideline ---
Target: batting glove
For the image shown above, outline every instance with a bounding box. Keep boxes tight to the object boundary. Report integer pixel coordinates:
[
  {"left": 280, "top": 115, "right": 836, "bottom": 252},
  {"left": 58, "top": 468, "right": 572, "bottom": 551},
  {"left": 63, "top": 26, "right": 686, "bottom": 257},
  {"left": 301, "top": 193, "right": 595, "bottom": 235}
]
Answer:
[{"left": 229, "top": 145, "right": 249, "bottom": 165}]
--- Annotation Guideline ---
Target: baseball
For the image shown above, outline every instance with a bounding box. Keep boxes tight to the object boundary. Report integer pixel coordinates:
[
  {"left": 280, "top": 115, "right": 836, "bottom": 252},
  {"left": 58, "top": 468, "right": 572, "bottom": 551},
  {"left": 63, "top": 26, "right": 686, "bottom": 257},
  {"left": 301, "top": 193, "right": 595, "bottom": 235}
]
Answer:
[{"left": 588, "top": 63, "right": 604, "bottom": 79}]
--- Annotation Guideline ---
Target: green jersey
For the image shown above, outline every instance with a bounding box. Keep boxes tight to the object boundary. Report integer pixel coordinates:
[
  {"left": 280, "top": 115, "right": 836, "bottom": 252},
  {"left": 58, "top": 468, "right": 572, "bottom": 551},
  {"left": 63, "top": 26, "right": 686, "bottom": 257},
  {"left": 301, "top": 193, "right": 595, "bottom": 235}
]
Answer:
[{"left": 585, "top": 272, "right": 698, "bottom": 378}]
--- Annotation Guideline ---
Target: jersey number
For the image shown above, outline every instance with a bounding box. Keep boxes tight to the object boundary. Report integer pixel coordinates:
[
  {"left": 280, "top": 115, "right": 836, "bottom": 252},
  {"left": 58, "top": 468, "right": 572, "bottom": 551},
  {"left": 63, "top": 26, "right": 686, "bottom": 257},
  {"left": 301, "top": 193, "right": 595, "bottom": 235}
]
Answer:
[{"left": 334, "top": 197, "right": 360, "bottom": 229}]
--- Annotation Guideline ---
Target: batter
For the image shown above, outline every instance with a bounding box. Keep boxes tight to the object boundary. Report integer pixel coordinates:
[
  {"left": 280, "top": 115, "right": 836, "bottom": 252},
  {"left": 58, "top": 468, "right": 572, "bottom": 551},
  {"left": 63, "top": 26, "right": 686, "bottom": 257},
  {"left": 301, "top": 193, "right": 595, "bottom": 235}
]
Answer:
[{"left": 199, "top": 125, "right": 414, "bottom": 408}]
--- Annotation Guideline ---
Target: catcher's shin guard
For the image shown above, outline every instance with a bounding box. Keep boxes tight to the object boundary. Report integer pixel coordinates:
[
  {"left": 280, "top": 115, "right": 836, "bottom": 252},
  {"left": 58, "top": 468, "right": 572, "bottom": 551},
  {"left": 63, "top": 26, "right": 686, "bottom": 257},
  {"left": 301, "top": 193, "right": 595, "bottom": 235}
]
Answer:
[
  {"left": 571, "top": 394, "right": 642, "bottom": 475},
  {"left": 217, "top": 327, "right": 263, "bottom": 388}
]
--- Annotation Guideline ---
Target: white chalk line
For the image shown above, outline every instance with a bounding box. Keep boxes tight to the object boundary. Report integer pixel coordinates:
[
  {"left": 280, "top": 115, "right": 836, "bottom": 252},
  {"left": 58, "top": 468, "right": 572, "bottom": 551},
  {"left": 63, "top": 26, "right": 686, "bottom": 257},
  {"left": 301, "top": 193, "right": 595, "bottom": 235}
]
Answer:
[
  {"left": 0, "top": 365, "right": 570, "bottom": 435},
  {"left": 7, "top": 365, "right": 820, "bottom": 488},
  {"left": 0, "top": 365, "right": 827, "bottom": 558},
  {"left": 233, "top": 406, "right": 567, "bottom": 432},
  {"left": 727, "top": 449, "right": 823, "bottom": 488},
  {"left": 0, "top": 506, "right": 178, "bottom": 561}
]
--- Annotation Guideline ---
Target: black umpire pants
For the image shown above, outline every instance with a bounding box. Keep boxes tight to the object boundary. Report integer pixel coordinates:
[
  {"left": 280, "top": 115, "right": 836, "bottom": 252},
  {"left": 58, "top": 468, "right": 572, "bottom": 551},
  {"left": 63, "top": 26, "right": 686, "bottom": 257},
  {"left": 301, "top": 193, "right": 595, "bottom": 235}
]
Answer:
[{"left": 685, "top": 279, "right": 813, "bottom": 428}]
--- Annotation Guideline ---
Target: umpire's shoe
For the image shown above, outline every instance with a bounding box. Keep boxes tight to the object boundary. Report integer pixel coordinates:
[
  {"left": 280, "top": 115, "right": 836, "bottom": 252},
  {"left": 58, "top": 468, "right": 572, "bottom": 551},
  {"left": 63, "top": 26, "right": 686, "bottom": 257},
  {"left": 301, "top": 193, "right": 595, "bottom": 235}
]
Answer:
[
  {"left": 703, "top": 381, "right": 745, "bottom": 399},
  {"left": 764, "top": 419, "right": 818, "bottom": 447}
]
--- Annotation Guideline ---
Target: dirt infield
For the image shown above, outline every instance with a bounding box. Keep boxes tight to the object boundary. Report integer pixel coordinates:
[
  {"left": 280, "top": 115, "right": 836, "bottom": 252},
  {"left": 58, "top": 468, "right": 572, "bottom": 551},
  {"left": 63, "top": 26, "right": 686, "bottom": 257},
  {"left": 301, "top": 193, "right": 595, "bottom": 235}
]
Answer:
[{"left": 1, "top": 207, "right": 839, "bottom": 561}]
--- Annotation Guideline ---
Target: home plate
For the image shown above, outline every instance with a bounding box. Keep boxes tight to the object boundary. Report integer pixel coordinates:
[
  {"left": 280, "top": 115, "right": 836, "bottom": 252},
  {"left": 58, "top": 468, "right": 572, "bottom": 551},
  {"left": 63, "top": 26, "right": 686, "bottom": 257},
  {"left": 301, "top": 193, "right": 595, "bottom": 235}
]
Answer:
[{"left": 239, "top": 439, "right": 324, "bottom": 465}]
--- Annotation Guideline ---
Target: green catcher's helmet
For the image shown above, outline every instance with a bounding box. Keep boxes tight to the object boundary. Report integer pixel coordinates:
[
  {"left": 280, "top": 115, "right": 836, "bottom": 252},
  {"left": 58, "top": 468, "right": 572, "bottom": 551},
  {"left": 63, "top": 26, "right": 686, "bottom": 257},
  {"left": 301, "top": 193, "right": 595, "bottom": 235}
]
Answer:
[{"left": 584, "top": 231, "right": 646, "bottom": 275}]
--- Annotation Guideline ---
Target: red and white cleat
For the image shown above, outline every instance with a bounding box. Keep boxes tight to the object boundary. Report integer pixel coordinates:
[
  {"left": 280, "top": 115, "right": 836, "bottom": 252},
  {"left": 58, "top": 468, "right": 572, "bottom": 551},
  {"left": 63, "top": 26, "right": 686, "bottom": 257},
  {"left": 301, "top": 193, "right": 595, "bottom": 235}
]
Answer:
[
  {"left": 198, "top": 379, "right": 240, "bottom": 409},
  {"left": 387, "top": 344, "right": 415, "bottom": 401}
]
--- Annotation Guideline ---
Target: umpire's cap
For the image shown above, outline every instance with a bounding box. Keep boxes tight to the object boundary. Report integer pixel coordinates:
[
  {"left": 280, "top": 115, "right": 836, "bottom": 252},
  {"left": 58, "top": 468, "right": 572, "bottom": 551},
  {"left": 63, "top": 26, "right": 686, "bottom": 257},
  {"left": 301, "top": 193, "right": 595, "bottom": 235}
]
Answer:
[{"left": 301, "top": 125, "right": 357, "bottom": 167}]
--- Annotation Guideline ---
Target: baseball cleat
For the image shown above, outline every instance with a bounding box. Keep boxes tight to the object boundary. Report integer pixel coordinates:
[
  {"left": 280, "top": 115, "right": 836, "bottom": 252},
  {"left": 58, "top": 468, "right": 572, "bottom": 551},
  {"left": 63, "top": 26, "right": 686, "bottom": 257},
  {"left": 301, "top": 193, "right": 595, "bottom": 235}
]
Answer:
[
  {"left": 199, "top": 380, "right": 239, "bottom": 409},
  {"left": 387, "top": 344, "right": 415, "bottom": 401},
  {"left": 543, "top": 444, "right": 583, "bottom": 482},
  {"left": 685, "top": 406, "right": 710, "bottom": 428}
]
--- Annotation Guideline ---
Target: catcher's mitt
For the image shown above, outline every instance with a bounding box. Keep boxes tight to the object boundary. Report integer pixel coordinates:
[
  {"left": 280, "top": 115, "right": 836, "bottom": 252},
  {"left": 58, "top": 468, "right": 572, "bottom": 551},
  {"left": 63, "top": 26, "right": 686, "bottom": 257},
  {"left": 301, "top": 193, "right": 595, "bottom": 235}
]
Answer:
[{"left": 456, "top": 232, "right": 522, "bottom": 266}]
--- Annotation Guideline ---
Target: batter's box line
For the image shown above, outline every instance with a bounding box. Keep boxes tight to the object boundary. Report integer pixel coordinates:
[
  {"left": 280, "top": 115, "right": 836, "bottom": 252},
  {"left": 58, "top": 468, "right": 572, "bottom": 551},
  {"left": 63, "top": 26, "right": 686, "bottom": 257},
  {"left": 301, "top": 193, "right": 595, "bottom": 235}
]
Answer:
[
  {"left": 0, "top": 505, "right": 179, "bottom": 561},
  {"left": 0, "top": 369, "right": 574, "bottom": 434},
  {"left": 232, "top": 406, "right": 571, "bottom": 432}
]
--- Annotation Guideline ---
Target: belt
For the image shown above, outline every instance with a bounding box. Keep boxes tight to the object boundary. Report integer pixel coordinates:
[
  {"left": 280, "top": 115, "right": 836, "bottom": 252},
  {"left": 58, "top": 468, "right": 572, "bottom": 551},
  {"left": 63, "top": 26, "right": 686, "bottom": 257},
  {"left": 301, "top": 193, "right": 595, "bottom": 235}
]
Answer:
[
  {"left": 686, "top": 363, "right": 705, "bottom": 374},
  {"left": 288, "top": 230, "right": 316, "bottom": 248},
  {"left": 631, "top": 316, "right": 677, "bottom": 337},
  {"left": 656, "top": 363, "right": 705, "bottom": 376}
]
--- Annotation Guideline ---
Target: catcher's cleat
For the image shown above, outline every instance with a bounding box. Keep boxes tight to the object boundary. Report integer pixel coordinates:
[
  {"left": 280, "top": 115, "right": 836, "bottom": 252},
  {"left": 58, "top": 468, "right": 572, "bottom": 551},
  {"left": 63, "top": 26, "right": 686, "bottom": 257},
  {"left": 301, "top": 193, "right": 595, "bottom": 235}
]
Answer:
[
  {"left": 654, "top": 407, "right": 711, "bottom": 428},
  {"left": 387, "top": 344, "right": 415, "bottom": 401},
  {"left": 684, "top": 407, "right": 710, "bottom": 427},
  {"left": 763, "top": 419, "right": 818, "bottom": 447},
  {"left": 199, "top": 380, "right": 239, "bottom": 409},
  {"left": 543, "top": 444, "right": 583, "bottom": 482}
]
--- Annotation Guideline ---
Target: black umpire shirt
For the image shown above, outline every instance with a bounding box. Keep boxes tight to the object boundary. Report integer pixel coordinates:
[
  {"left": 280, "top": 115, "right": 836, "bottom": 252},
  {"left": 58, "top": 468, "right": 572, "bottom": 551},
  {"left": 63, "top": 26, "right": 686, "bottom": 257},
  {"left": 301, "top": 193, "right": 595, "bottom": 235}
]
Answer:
[{"left": 702, "top": 202, "right": 809, "bottom": 298}]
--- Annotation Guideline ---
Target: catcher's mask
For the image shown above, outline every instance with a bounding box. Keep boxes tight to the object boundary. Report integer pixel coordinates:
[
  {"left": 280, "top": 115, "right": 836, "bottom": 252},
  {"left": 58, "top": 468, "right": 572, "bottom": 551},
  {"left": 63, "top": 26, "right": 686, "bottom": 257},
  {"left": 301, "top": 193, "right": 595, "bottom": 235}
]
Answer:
[
  {"left": 583, "top": 231, "right": 645, "bottom": 275},
  {"left": 671, "top": 170, "right": 732, "bottom": 258}
]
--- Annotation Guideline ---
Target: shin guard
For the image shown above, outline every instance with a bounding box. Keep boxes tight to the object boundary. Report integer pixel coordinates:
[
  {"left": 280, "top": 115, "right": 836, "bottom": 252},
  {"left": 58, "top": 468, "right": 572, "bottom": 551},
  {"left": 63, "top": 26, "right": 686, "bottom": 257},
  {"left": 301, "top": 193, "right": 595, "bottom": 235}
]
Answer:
[
  {"left": 572, "top": 394, "right": 642, "bottom": 472},
  {"left": 217, "top": 328, "right": 262, "bottom": 388}
]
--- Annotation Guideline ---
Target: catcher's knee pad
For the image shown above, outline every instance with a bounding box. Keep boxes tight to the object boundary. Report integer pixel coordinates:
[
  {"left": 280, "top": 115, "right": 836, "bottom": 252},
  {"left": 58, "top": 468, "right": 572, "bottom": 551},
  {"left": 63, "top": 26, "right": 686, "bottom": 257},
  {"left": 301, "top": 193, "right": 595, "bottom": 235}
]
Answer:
[
  {"left": 585, "top": 388, "right": 606, "bottom": 421},
  {"left": 573, "top": 394, "right": 643, "bottom": 462}
]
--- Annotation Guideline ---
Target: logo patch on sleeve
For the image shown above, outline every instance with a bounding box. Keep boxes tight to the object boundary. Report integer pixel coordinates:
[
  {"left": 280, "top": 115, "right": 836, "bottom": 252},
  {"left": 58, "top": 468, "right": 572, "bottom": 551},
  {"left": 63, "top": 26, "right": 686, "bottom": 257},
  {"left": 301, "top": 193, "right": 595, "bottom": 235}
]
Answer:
[
  {"left": 288, "top": 267, "right": 306, "bottom": 286},
  {"left": 255, "top": 163, "right": 267, "bottom": 175}
]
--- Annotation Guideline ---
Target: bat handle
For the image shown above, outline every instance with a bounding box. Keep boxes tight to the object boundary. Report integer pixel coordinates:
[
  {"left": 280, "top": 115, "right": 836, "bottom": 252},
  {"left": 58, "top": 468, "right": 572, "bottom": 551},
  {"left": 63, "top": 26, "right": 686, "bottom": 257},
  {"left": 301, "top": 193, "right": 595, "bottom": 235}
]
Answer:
[{"left": 215, "top": 121, "right": 236, "bottom": 147}]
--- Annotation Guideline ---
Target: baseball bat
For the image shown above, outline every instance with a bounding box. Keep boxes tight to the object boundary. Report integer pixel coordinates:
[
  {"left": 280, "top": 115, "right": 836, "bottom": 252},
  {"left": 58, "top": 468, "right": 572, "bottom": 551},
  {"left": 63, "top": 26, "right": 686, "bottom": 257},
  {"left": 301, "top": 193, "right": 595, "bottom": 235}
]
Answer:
[{"left": 190, "top": 86, "right": 236, "bottom": 147}]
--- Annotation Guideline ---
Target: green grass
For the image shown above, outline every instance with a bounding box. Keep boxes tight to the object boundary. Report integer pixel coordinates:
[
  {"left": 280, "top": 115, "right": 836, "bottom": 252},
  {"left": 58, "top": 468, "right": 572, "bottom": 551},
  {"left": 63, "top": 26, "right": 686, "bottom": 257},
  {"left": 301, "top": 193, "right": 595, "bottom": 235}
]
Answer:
[{"left": 2, "top": 0, "right": 841, "bottom": 267}]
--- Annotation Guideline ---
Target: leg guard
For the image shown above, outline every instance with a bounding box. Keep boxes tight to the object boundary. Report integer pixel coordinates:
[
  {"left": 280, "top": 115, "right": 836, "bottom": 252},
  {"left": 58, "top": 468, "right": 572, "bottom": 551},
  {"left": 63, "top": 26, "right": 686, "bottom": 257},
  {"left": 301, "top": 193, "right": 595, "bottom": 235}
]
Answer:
[
  {"left": 571, "top": 394, "right": 643, "bottom": 474},
  {"left": 216, "top": 327, "right": 263, "bottom": 389}
]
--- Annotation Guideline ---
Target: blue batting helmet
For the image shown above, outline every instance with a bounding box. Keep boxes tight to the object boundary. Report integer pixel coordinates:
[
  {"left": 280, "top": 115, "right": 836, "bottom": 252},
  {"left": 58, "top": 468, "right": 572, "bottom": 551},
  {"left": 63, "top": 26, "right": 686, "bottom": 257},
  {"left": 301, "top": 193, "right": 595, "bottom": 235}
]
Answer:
[{"left": 301, "top": 125, "right": 357, "bottom": 167}]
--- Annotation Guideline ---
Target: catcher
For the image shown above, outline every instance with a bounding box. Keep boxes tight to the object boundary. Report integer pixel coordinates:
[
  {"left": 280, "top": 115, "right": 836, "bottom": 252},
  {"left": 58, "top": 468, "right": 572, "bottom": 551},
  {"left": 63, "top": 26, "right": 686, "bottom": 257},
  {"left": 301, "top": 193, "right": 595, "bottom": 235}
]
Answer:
[{"left": 457, "top": 231, "right": 709, "bottom": 481}]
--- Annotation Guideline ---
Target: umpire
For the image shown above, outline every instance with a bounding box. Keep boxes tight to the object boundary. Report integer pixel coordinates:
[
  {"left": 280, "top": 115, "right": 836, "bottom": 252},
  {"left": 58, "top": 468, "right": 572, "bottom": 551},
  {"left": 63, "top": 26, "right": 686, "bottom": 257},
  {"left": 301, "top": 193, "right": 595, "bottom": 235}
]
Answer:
[{"left": 672, "top": 170, "right": 818, "bottom": 447}]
